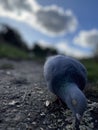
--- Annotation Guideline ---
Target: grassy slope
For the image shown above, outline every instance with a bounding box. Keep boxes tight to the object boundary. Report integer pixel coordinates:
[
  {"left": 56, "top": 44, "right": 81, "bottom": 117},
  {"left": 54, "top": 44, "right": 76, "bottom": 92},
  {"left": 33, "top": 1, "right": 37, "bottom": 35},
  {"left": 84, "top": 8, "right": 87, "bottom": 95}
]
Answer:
[
  {"left": 0, "top": 43, "right": 98, "bottom": 82},
  {"left": 81, "top": 59, "right": 98, "bottom": 82},
  {"left": 0, "top": 43, "right": 29, "bottom": 59},
  {"left": 81, "top": 59, "right": 98, "bottom": 100}
]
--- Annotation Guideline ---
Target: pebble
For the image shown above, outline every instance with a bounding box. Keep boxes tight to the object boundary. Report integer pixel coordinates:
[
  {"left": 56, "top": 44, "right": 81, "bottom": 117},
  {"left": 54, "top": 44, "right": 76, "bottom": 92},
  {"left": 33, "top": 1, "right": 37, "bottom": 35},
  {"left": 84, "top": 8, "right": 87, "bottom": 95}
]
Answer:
[
  {"left": 45, "top": 100, "right": 50, "bottom": 107},
  {"left": 40, "top": 112, "right": 45, "bottom": 116},
  {"left": 40, "top": 128, "right": 44, "bottom": 130},
  {"left": 6, "top": 71, "right": 11, "bottom": 75},
  {"left": 32, "top": 122, "right": 36, "bottom": 125},
  {"left": 8, "top": 100, "right": 17, "bottom": 105}
]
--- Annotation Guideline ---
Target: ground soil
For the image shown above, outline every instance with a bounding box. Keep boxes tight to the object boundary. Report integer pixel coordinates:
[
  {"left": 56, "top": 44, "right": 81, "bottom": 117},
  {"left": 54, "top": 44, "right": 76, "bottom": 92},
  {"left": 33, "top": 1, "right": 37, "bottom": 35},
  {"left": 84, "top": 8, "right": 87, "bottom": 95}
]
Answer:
[{"left": 0, "top": 59, "right": 98, "bottom": 130}]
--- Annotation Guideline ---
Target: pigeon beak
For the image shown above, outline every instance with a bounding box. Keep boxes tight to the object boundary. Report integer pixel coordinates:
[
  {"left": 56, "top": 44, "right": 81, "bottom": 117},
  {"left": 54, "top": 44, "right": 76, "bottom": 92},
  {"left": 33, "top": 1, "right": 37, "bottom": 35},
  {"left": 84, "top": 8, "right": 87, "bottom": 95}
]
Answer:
[{"left": 76, "top": 113, "right": 82, "bottom": 122}]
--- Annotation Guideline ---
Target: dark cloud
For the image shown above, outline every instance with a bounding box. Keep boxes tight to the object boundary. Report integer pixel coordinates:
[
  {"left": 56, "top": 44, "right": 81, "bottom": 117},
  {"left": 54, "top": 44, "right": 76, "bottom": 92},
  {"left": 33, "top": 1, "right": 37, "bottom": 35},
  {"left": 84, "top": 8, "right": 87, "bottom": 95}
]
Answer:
[
  {"left": 0, "top": 0, "right": 32, "bottom": 12},
  {"left": 0, "top": 0, "right": 78, "bottom": 36},
  {"left": 74, "top": 29, "right": 98, "bottom": 47},
  {"left": 35, "top": 7, "right": 77, "bottom": 35}
]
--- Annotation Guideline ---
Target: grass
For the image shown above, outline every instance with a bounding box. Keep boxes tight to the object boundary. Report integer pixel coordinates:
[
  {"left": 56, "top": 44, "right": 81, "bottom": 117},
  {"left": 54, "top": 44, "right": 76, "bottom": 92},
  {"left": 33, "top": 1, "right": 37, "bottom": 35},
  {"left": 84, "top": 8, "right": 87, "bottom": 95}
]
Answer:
[
  {"left": 0, "top": 43, "right": 30, "bottom": 59},
  {"left": 81, "top": 59, "right": 98, "bottom": 82},
  {"left": 0, "top": 43, "right": 98, "bottom": 82}
]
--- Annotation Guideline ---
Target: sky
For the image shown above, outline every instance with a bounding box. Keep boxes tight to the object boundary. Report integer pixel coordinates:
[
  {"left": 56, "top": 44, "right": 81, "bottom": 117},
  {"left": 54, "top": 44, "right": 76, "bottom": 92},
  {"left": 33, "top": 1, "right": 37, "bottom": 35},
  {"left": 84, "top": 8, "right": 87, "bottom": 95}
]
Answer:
[{"left": 0, "top": 0, "right": 98, "bottom": 58}]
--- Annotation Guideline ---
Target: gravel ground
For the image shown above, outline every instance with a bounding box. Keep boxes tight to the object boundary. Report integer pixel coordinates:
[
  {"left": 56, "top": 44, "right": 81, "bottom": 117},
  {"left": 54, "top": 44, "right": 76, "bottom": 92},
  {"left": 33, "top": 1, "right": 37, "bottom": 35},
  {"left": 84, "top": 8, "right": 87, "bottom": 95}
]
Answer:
[{"left": 0, "top": 59, "right": 98, "bottom": 130}]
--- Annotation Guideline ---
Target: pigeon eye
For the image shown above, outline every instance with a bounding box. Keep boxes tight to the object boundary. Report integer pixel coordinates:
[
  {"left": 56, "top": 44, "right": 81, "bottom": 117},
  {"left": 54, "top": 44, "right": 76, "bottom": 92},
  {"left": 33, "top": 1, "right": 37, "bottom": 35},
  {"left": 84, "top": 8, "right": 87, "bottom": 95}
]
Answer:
[{"left": 71, "top": 99, "right": 77, "bottom": 106}]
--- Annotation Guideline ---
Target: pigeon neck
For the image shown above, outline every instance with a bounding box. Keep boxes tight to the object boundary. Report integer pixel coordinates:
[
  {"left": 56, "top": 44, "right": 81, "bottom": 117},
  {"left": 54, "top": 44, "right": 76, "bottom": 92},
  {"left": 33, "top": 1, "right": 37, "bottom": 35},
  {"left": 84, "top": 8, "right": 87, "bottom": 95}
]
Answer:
[
  {"left": 57, "top": 82, "right": 87, "bottom": 118},
  {"left": 58, "top": 83, "right": 78, "bottom": 102},
  {"left": 65, "top": 82, "right": 78, "bottom": 92}
]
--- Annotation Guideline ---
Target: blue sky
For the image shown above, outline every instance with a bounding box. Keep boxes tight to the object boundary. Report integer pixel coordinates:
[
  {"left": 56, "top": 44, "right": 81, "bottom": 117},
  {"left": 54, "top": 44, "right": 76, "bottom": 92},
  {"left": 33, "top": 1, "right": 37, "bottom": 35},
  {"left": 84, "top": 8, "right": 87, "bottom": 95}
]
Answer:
[
  {"left": 37, "top": 0, "right": 98, "bottom": 29},
  {"left": 0, "top": 0, "right": 98, "bottom": 58}
]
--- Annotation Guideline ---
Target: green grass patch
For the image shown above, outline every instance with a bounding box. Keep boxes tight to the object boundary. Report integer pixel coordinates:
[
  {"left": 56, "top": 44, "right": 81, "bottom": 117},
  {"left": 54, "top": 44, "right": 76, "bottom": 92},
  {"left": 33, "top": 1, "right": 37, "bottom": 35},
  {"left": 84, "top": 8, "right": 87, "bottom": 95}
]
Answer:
[
  {"left": 0, "top": 43, "right": 97, "bottom": 82},
  {"left": 81, "top": 59, "right": 98, "bottom": 82},
  {"left": 0, "top": 43, "right": 29, "bottom": 59}
]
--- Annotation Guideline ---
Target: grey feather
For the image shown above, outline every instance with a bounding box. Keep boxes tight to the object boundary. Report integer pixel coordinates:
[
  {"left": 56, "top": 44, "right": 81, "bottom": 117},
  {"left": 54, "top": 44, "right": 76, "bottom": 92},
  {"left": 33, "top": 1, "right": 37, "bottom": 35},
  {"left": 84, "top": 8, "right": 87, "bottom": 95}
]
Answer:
[{"left": 44, "top": 55, "right": 87, "bottom": 121}]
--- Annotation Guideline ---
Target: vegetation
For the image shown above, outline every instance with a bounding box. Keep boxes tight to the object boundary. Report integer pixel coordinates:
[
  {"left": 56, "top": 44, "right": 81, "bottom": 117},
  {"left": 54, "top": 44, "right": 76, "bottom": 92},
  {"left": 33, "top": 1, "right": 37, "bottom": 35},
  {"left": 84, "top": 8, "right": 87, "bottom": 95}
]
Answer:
[
  {"left": 0, "top": 43, "right": 97, "bottom": 82},
  {"left": 81, "top": 59, "right": 98, "bottom": 82},
  {"left": 0, "top": 24, "right": 97, "bottom": 83},
  {"left": 0, "top": 24, "right": 30, "bottom": 59},
  {"left": 0, "top": 43, "right": 29, "bottom": 59},
  {"left": 0, "top": 24, "right": 28, "bottom": 51},
  {"left": 32, "top": 44, "right": 58, "bottom": 58}
]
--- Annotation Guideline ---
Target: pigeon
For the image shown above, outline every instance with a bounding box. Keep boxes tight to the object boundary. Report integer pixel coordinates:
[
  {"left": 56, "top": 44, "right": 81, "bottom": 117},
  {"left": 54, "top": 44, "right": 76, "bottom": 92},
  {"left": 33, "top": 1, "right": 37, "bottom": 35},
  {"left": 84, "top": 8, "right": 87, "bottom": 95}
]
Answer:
[{"left": 44, "top": 55, "right": 87, "bottom": 123}]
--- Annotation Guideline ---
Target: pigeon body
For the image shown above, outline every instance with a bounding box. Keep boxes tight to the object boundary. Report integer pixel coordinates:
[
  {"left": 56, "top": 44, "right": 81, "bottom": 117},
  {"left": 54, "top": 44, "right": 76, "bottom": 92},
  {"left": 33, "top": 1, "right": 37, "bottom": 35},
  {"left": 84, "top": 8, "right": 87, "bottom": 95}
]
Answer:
[{"left": 44, "top": 55, "right": 87, "bottom": 121}]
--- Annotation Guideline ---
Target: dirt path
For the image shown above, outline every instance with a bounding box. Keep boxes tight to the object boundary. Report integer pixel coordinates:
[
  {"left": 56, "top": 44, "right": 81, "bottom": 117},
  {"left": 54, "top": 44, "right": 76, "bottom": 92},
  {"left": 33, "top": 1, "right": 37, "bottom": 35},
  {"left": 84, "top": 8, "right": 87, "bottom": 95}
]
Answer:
[{"left": 0, "top": 59, "right": 98, "bottom": 130}]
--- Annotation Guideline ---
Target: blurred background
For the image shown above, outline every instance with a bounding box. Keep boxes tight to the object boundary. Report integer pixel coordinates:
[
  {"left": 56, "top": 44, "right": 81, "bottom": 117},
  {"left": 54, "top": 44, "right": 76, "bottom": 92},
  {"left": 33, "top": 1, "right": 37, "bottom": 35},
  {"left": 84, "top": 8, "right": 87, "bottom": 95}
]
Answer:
[{"left": 0, "top": 0, "right": 98, "bottom": 82}]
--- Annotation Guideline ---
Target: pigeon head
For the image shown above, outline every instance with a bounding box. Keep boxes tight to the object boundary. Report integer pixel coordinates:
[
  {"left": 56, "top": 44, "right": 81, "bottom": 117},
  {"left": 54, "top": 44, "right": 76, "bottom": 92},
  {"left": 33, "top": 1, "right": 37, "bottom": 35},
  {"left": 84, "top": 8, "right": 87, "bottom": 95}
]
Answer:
[{"left": 58, "top": 83, "right": 87, "bottom": 122}]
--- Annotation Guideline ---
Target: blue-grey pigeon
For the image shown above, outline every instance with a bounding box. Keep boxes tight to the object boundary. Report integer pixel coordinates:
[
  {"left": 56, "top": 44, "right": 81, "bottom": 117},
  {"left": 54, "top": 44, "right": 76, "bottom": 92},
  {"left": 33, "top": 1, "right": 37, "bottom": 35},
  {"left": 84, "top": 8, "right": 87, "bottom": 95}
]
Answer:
[{"left": 44, "top": 55, "right": 87, "bottom": 122}]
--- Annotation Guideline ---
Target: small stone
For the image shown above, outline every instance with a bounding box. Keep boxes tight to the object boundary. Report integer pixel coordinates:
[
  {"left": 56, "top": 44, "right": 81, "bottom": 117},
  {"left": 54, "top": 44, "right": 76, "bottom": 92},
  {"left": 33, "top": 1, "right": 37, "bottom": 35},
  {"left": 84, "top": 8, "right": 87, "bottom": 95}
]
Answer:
[
  {"left": 6, "top": 86, "right": 10, "bottom": 88},
  {"left": 58, "top": 119, "right": 62, "bottom": 122},
  {"left": 6, "top": 71, "right": 11, "bottom": 75},
  {"left": 38, "top": 91, "right": 43, "bottom": 94},
  {"left": 9, "top": 100, "right": 17, "bottom": 105},
  {"left": 66, "top": 124, "right": 72, "bottom": 129},
  {"left": 14, "top": 113, "right": 21, "bottom": 121},
  {"left": 7, "top": 127, "right": 15, "bottom": 130},
  {"left": 51, "top": 113, "right": 56, "bottom": 118},
  {"left": 32, "top": 122, "right": 36, "bottom": 125},
  {"left": 89, "top": 122, "right": 94, "bottom": 128},
  {"left": 40, "top": 112, "right": 45, "bottom": 116},
  {"left": 45, "top": 100, "right": 50, "bottom": 107}
]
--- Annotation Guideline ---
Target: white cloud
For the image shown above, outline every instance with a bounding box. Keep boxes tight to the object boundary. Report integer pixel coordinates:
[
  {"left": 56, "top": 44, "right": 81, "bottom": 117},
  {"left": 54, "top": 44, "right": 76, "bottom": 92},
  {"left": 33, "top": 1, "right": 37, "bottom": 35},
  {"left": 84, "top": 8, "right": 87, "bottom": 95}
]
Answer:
[
  {"left": 0, "top": 0, "right": 78, "bottom": 36},
  {"left": 74, "top": 29, "right": 98, "bottom": 48},
  {"left": 55, "top": 42, "right": 69, "bottom": 53},
  {"left": 0, "top": 0, "right": 38, "bottom": 12},
  {"left": 37, "top": 41, "right": 92, "bottom": 58},
  {"left": 37, "top": 40, "right": 53, "bottom": 48},
  {"left": 0, "top": 0, "right": 37, "bottom": 22},
  {"left": 55, "top": 42, "right": 92, "bottom": 58}
]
